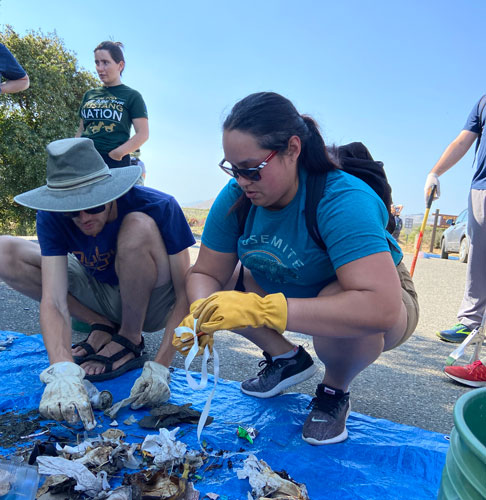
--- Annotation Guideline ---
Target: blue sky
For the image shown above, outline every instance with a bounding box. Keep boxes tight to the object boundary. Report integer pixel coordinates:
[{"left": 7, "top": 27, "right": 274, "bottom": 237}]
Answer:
[{"left": 2, "top": 0, "right": 486, "bottom": 215}]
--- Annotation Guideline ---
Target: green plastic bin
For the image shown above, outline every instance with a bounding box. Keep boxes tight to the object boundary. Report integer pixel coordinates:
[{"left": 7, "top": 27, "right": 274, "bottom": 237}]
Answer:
[{"left": 438, "top": 387, "right": 486, "bottom": 499}]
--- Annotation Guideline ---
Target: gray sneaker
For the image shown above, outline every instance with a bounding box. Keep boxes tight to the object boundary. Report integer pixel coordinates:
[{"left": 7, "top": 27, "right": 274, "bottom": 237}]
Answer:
[
  {"left": 240, "top": 346, "right": 317, "bottom": 398},
  {"left": 302, "top": 384, "right": 350, "bottom": 445}
]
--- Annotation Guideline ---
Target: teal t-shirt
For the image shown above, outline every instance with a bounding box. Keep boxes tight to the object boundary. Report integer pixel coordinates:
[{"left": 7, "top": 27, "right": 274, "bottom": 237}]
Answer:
[
  {"left": 79, "top": 84, "right": 148, "bottom": 154},
  {"left": 202, "top": 169, "right": 402, "bottom": 298}
]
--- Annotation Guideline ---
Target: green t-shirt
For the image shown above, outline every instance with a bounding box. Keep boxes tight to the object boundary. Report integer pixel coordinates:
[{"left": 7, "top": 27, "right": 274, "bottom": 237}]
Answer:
[{"left": 79, "top": 84, "right": 148, "bottom": 154}]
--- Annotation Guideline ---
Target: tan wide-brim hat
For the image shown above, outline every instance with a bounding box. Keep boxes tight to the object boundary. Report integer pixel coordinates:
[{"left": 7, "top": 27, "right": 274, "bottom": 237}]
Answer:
[{"left": 14, "top": 138, "right": 141, "bottom": 212}]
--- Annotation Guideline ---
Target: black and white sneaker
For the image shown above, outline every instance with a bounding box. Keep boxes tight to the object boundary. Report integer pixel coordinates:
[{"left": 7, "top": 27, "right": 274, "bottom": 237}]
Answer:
[
  {"left": 302, "top": 384, "right": 350, "bottom": 445},
  {"left": 240, "top": 346, "right": 317, "bottom": 398}
]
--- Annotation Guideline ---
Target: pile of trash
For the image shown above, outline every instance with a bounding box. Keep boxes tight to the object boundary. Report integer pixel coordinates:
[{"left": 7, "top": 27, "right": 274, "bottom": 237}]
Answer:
[{"left": 0, "top": 395, "right": 309, "bottom": 499}]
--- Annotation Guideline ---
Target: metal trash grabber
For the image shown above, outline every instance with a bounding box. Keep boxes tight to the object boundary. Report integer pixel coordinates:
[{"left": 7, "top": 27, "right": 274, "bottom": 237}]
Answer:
[
  {"left": 445, "top": 313, "right": 486, "bottom": 366},
  {"left": 410, "top": 185, "right": 437, "bottom": 277}
]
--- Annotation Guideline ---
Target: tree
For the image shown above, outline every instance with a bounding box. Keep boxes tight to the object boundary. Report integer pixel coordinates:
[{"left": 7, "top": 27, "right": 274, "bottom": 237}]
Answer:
[{"left": 0, "top": 26, "right": 98, "bottom": 233}]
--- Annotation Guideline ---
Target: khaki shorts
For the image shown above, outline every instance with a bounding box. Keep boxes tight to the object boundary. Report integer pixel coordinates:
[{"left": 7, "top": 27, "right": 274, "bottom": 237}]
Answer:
[
  {"left": 395, "top": 260, "right": 420, "bottom": 347},
  {"left": 67, "top": 254, "right": 176, "bottom": 332}
]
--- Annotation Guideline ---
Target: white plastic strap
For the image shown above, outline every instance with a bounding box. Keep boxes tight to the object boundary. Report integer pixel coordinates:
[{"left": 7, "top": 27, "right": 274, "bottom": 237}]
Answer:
[{"left": 173, "top": 319, "right": 219, "bottom": 444}]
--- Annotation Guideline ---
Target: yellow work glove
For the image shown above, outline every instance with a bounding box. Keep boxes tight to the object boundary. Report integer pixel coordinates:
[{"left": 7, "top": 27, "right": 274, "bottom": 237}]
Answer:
[
  {"left": 172, "top": 299, "right": 214, "bottom": 357},
  {"left": 193, "top": 291, "right": 287, "bottom": 334}
]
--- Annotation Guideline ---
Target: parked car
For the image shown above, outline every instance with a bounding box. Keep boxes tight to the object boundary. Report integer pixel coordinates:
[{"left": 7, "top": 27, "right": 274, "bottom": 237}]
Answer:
[{"left": 440, "top": 208, "right": 469, "bottom": 263}]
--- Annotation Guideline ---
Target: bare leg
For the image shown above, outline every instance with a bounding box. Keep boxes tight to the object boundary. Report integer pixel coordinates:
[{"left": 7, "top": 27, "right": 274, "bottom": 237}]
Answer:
[
  {"left": 227, "top": 264, "right": 407, "bottom": 392},
  {"left": 0, "top": 236, "right": 116, "bottom": 352},
  {"left": 0, "top": 236, "right": 43, "bottom": 300},
  {"left": 312, "top": 280, "right": 407, "bottom": 392},
  {"left": 82, "top": 212, "right": 171, "bottom": 376}
]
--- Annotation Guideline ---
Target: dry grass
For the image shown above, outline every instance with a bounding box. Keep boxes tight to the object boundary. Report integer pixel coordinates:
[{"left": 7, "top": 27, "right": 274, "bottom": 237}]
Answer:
[{"left": 182, "top": 207, "right": 209, "bottom": 238}]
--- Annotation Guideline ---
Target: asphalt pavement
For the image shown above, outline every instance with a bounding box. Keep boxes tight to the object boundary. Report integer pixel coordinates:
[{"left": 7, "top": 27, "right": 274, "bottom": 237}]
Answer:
[{"left": 0, "top": 246, "right": 475, "bottom": 435}]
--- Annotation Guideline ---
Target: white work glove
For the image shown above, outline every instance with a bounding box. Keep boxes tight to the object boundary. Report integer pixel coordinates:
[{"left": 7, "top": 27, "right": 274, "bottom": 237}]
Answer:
[
  {"left": 424, "top": 173, "right": 440, "bottom": 205},
  {"left": 39, "top": 362, "right": 96, "bottom": 430},
  {"left": 129, "top": 361, "right": 171, "bottom": 410}
]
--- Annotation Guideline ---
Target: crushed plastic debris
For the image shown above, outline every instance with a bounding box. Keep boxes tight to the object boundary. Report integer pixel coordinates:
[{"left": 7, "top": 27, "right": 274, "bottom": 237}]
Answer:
[
  {"left": 101, "top": 429, "right": 125, "bottom": 441},
  {"left": 122, "top": 415, "right": 137, "bottom": 426},
  {"left": 35, "top": 473, "right": 75, "bottom": 498},
  {"left": 36, "top": 456, "right": 110, "bottom": 497},
  {"left": 122, "top": 468, "right": 199, "bottom": 499},
  {"left": 0, "top": 335, "right": 16, "bottom": 351},
  {"left": 97, "top": 485, "right": 133, "bottom": 499},
  {"left": 104, "top": 395, "right": 138, "bottom": 420},
  {"left": 141, "top": 427, "right": 187, "bottom": 467},
  {"left": 237, "top": 425, "right": 259, "bottom": 444},
  {"left": 237, "top": 454, "right": 309, "bottom": 500}
]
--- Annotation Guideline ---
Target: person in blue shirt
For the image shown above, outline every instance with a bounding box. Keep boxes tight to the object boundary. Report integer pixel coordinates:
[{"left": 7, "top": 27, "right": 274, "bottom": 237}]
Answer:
[
  {"left": 172, "top": 92, "right": 419, "bottom": 445},
  {"left": 425, "top": 96, "right": 486, "bottom": 386},
  {"left": 0, "top": 138, "right": 194, "bottom": 430},
  {"left": 0, "top": 42, "right": 29, "bottom": 94}
]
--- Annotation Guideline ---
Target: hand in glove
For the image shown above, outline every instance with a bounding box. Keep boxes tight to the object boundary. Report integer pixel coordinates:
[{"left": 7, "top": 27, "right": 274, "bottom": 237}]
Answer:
[
  {"left": 193, "top": 291, "right": 287, "bottom": 335},
  {"left": 39, "top": 362, "right": 95, "bottom": 430},
  {"left": 129, "top": 361, "right": 171, "bottom": 409},
  {"left": 173, "top": 298, "right": 214, "bottom": 356},
  {"left": 424, "top": 173, "right": 440, "bottom": 205}
]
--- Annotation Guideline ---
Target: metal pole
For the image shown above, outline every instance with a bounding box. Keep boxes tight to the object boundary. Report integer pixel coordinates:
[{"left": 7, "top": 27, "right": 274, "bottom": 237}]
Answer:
[{"left": 429, "top": 208, "right": 440, "bottom": 253}]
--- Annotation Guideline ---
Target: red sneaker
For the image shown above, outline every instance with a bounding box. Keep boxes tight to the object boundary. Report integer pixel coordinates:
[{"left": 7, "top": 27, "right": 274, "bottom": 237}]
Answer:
[{"left": 444, "top": 360, "right": 486, "bottom": 387}]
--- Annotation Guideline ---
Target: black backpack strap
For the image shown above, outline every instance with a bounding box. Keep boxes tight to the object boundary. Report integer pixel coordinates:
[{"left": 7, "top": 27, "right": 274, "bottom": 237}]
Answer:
[
  {"left": 338, "top": 142, "right": 395, "bottom": 234},
  {"left": 305, "top": 172, "right": 328, "bottom": 251},
  {"left": 474, "top": 95, "right": 486, "bottom": 161}
]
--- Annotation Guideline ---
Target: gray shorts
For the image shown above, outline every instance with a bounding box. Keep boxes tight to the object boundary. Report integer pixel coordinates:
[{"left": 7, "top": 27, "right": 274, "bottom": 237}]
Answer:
[
  {"left": 67, "top": 254, "right": 176, "bottom": 332},
  {"left": 395, "top": 260, "right": 420, "bottom": 347}
]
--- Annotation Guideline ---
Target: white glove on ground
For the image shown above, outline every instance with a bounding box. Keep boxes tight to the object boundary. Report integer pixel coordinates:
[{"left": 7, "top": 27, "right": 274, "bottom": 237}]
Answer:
[
  {"left": 129, "top": 361, "right": 171, "bottom": 410},
  {"left": 39, "top": 361, "right": 96, "bottom": 430},
  {"left": 424, "top": 173, "right": 440, "bottom": 205}
]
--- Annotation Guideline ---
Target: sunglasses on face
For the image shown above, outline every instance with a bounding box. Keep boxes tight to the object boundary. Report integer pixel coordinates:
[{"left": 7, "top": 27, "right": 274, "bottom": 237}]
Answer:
[
  {"left": 218, "top": 150, "right": 278, "bottom": 181},
  {"left": 63, "top": 204, "right": 106, "bottom": 218}
]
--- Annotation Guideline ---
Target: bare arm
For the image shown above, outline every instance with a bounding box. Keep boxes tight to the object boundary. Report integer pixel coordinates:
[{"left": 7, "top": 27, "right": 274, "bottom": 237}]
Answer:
[
  {"left": 39, "top": 256, "right": 73, "bottom": 364},
  {"left": 286, "top": 252, "right": 403, "bottom": 338},
  {"left": 108, "top": 117, "right": 149, "bottom": 160},
  {"left": 430, "top": 129, "right": 478, "bottom": 176},
  {"left": 0, "top": 74, "right": 29, "bottom": 94},
  {"left": 185, "top": 244, "right": 239, "bottom": 303},
  {"left": 75, "top": 119, "right": 84, "bottom": 138},
  {"left": 153, "top": 248, "right": 191, "bottom": 365}
]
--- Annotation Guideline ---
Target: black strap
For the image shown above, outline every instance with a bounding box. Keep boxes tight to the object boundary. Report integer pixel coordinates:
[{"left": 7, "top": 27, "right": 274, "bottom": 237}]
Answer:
[
  {"left": 474, "top": 95, "right": 486, "bottom": 163},
  {"left": 305, "top": 172, "right": 328, "bottom": 251}
]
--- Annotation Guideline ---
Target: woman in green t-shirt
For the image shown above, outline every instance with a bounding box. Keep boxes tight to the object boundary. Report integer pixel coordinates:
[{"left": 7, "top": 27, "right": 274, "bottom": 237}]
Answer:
[{"left": 75, "top": 41, "right": 149, "bottom": 168}]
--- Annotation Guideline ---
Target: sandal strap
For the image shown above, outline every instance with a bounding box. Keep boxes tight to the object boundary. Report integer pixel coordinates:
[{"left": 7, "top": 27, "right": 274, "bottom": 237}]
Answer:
[
  {"left": 72, "top": 323, "right": 118, "bottom": 354},
  {"left": 82, "top": 335, "right": 145, "bottom": 371},
  {"left": 71, "top": 341, "right": 96, "bottom": 357},
  {"left": 110, "top": 334, "right": 145, "bottom": 356},
  {"left": 90, "top": 323, "right": 118, "bottom": 336}
]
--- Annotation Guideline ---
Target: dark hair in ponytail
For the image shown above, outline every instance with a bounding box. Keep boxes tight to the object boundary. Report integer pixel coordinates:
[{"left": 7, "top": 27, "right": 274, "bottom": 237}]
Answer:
[
  {"left": 223, "top": 92, "right": 338, "bottom": 174},
  {"left": 94, "top": 41, "right": 125, "bottom": 75}
]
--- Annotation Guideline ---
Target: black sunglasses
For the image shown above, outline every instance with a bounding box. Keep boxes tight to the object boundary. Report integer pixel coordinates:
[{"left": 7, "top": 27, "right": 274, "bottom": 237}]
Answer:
[
  {"left": 63, "top": 204, "right": 106, "bottom": 218},
  {"left": 218, "top": 150, "right": 278, "bottom": 181}
]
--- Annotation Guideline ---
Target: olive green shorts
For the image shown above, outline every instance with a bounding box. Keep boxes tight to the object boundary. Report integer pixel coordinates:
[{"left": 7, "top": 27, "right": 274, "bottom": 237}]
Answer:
[
  {"left": 395, "top": 260, "right": 420, "bottom": 347},
  {"left": 67, "top": 254, "right": 176, "bottom": 332}
]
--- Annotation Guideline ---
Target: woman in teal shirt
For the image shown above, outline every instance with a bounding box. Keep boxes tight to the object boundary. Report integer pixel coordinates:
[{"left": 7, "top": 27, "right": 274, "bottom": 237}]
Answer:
[{"left": 174, "top": 92, "right": 419, "bottom": 446}]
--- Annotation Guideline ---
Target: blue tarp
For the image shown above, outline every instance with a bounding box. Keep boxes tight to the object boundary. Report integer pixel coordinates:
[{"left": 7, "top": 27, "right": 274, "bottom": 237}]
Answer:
[{"left": 0, "top": 331, "right": 448, "bottom": 499}]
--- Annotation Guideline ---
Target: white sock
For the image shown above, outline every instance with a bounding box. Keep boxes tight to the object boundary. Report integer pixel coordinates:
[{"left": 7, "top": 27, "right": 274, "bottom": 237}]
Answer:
[{"left": 272, "top": 346, "right": 298, "bottom": 362}]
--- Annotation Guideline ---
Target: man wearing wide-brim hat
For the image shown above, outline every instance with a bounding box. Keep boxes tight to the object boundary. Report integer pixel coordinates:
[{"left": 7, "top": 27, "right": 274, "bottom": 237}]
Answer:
[{"left": 0, "top": 138, "right": 195, "bottom": 430}]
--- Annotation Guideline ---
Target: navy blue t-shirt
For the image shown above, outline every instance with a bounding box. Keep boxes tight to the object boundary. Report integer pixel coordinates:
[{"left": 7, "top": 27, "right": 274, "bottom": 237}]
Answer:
[
  {"left": 464, "top": 97, "right": 486, "bottom": 189},
  {"left": 0, "top": 43, "right": 26, "bottom": 81},
  {"left": 36, "top": 186, "right": 196, "bottom": 285}
]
